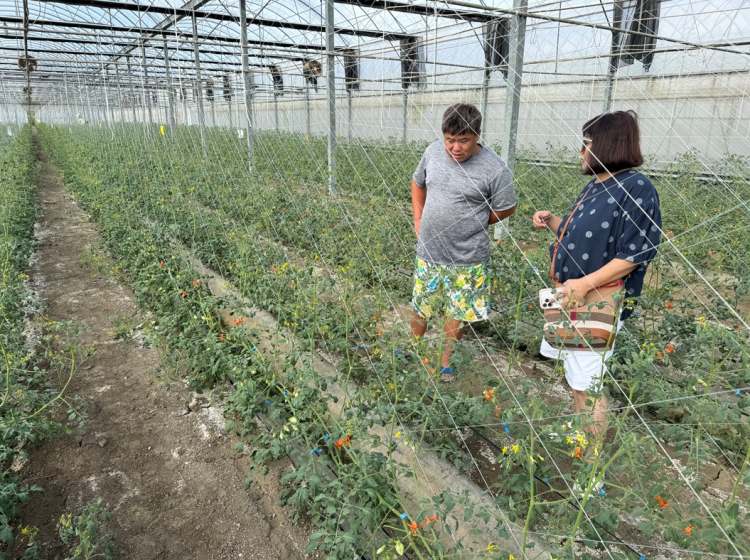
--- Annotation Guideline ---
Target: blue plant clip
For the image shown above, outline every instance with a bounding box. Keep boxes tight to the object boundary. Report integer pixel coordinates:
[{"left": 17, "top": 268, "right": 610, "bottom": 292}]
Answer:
[
  {"left": 503, "top": 423, "right": 510, "bottom": 434},
  {"left": 322, "top": 432, "right": 331, "bottom": 443},
  {"left": 598, "top": 486, "right": 606, "bottom": 497},
  {"left": 736, "top": 388, "right": 742, "bottom": 396},
  {"left": 311, "top": 447, "right": 323, "bottom": 457},
  {"left": 399, "top": 512, "right": 409, "bottom": 521},
  {"left": 263, "top": 399, "right": 273, "bottom": 406},
  {"left": 639, "top": 554, "right": 646, "bottom": 560}
]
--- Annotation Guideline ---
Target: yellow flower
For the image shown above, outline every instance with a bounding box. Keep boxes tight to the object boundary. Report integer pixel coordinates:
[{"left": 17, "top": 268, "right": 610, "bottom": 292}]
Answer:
[
  {"left": 575, "top": 431, "right": 588, "bottom": 447},
  {"left": 465, "top": 309, "right": 478, "bottom": 322},
  {"left": 475, "top": 297, "right": 486, "bottom": 309},
  {"left": 395, "top": 431, "right": 402, "bottom": 439},
  {"left": 475, "top": 275, "right": 485, "bottom": 288},
  {"left": 501, "top": 446, "right": 508, "bottom": 454},
  {"left": 487, "top": 543, "right": 499, "bottom": 553},
  {"left": 511, "top": 443, "right": 521, "bottom": 454},
  {"left": 455, "top": 274, "right": 467, "bottom": 288}
]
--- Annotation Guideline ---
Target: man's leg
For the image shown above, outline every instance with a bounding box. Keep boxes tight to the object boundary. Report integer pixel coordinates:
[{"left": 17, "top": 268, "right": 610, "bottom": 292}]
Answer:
[
  {"left": 441, "top": 318, "right": 464, "bottom": 368},
  {"left": 411, "top": 312, "right": 428, "bottom": 338}
]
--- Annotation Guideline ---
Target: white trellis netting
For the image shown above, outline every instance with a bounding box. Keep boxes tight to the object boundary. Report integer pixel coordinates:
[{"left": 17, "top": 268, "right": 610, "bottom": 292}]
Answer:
[{"left": 4, "top": 1, "right": 750, "bottom": 557}]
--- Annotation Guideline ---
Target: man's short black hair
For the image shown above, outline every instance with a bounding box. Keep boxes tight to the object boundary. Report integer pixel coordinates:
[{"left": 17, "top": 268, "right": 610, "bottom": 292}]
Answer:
[
  {"left": 442, "top": 103, "right": 482, "bottom": 136},
  {"left": 582, "top": 110, "right": 644, "bottom": 175}
]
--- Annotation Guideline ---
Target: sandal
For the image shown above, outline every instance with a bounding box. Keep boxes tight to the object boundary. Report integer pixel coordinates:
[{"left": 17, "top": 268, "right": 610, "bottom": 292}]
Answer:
[{"left": 440, "top": 367, "right": 456, "bottom": 383}]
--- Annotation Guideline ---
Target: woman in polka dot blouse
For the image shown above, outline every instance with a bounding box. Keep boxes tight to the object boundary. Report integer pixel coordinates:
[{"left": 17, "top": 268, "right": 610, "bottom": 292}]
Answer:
[{"left": 531, "top": 110, "right": 662, "bottom": 439}]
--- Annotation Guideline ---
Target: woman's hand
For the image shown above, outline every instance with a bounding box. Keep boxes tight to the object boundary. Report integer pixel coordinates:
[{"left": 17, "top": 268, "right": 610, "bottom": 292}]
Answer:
[
  {"left": 557, "top": 277, "right": 594, "bottom": 308},
  {"left": 532, "top": 211, "right": 561, "bottom": 232}
]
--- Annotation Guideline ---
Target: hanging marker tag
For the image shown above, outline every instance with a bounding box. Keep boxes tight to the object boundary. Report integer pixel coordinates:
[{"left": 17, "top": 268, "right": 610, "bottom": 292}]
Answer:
[
  {"left": 6, "top": 126, "right": 12, "bottom": 137},
  {"left": 237, "top": 128, "right": 245, "bottom": 139}
]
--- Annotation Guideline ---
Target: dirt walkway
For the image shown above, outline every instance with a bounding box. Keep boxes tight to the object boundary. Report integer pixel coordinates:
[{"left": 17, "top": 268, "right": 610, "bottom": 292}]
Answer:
[{"left": 19, "top": 144, "right": 310, "bottom": 559}]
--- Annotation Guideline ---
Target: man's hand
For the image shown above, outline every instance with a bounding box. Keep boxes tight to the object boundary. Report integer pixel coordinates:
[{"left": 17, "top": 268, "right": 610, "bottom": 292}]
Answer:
[{"left": 557, "top": 277, "right": 594, "bottom": 308}]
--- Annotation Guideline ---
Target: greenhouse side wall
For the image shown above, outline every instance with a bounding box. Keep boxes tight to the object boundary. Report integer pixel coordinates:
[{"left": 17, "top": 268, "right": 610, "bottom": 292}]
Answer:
[{"left": 31, "top": 71, "right": 750, "bottom": 164}]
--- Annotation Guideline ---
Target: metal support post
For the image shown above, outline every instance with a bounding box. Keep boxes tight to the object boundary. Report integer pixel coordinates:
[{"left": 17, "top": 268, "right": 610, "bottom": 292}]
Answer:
[
  {"left": 480, "top": 67, "right": 490, "bottom": 135},
  {"left": 401, "top": 88, "right": 408, "bottom": 144},
  {"left": 126, "top": 58, "right": 138, "bottom": 124},
  {"left": 228, "top": 94, "right": 234, "bottom": 130},
  {"left": 304, "top": 81, "right": 311, "bottom": 137},
  {"left": 140, "top": 40, "right": 153, "bottom": 125},
  {"left": 347, "top": 89, "right": 353, "bottom": 142},
  {"left": 101, "top": 65, "right": 112, "bottom": 130},
  {"left": 501, "top": 0, "right": 527, "bottom": 173},
  {"left": 113, "top": 61, "right": 123, "bottom": 127},
  {"left": 191, "top": 12, "right": 207, "bottom": 156},
  {"left": 603, "top": 2, "right": 623, "bottom": 112},
  {"left": 163, "top": 36, "right": 176, "bottom": 134},
  {"left": 325, "top": 0, "right": 337, "bottom": 195},
  {"left": 273, "top": 93, "right": 279, "bottom": 132},
  {"left": 181, "top": 78, "right": 189, "bottom": 126},
  {"left": 63, "top": 71, "right": 71, "bottom": 127},
  {"left": 239, "top": 0, "right": 255, "bottom": 170}
]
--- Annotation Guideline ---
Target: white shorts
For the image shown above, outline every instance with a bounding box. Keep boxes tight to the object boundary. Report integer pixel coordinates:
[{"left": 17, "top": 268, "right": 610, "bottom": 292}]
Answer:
[{"left": 539, "top": 321, "right": 624, "bottom": 392}]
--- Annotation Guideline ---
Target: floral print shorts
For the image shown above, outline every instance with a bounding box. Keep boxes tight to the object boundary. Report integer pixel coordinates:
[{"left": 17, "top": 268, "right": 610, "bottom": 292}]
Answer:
[{"left": 411, "top": 257, "right": 490, "bottom": 323}]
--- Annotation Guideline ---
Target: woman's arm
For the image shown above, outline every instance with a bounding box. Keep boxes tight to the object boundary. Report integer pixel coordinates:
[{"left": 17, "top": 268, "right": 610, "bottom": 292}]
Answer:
[
  {"left": 558, "top": 258, "right": 638, "bottom": 307},
  {"left": 532, "top": 211, "right": 562, "bottom": 233}
]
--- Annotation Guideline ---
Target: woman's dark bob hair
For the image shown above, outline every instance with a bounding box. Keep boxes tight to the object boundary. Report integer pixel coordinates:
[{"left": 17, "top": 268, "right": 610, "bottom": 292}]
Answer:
[{"left": 582, "top": 110, "right": 643, "bottom": 175}]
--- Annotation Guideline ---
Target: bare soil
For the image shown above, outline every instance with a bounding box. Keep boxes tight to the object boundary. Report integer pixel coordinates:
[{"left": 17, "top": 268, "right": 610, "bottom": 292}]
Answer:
[{"left": 18, "top": 145, "right": 311, "bottom": 559}]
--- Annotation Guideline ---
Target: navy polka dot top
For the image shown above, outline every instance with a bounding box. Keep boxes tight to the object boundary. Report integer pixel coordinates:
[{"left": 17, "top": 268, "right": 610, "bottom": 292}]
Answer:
[{"left": 550, "top": 169, "right": 662, "bottom": 319}]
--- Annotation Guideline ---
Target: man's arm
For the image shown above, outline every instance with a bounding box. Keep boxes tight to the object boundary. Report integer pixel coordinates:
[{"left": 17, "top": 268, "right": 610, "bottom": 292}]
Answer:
[
  {"left": 488, "top": 205, "right": 516, "bottom": 225},
  {"left": 411, "top": 179, "right": 426, "bottom": 235}
]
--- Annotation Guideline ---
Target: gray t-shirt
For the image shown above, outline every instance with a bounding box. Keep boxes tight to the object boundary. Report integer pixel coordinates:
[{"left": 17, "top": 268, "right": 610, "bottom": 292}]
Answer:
[{"left": 413, "top": 140, "right": 516, "bottom": 265}]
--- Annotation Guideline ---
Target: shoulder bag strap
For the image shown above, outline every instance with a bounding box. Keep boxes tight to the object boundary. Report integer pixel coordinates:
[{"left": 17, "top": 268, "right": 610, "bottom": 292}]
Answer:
[{"left": 549, "top": 183, "right": 595, "bottom": 282}]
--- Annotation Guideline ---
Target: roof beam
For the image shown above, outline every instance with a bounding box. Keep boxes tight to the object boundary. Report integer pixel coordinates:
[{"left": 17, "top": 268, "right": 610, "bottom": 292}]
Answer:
[
  {"left": 0, "top": 17, "right": 329, "bottom": 51},
  {"left": 333, "top": 0, "right": 494, "bottom": 22},
  {"left": 0, "top": 34, "right": 310, "bottom": 61},
  {"left": 36, "top": 0, "right": 411, "bottom": 40}
]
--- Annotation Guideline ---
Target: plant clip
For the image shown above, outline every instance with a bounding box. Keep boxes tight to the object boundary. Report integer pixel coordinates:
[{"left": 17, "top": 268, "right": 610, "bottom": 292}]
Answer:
[
  {"left": 322, "top": 432, "right": 331, "bottom": 443},
  {"left": 263, "top": 399, "right": 273, "bottom": 406},
  {"left": 639, "top": 554, "right": 646, "bottom": 560},
  {"left": 736, "top": 388, "right": 743, "bottom": 396},
  {"left": 598, "top": 486, "right": 606, "bottom": 497},
  {"left": 399, "top": 512, "right": 409, "bottom": 521},
  {"left": 503, "top": 423, "right": 510, "bottom": 434},
  {"left": 311, "top": 447, "right": 323, "bottom": 456}
]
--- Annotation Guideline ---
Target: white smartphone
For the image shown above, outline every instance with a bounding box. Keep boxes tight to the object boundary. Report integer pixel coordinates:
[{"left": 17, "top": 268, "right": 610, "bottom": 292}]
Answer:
[{"left": 539, "top": 288, "right": 561, "bottom": 310}]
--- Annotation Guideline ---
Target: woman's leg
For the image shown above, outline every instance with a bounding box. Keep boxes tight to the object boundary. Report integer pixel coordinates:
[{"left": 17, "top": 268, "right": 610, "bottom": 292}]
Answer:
[{"left": 572, "top": 389, "right": 608, "bottom": 437}]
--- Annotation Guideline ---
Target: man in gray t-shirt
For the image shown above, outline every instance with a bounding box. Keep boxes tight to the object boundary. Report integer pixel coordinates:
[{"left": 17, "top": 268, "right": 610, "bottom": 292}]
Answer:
[{"left": 411, "top": 103, "right": 517, "bottom": 382}]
